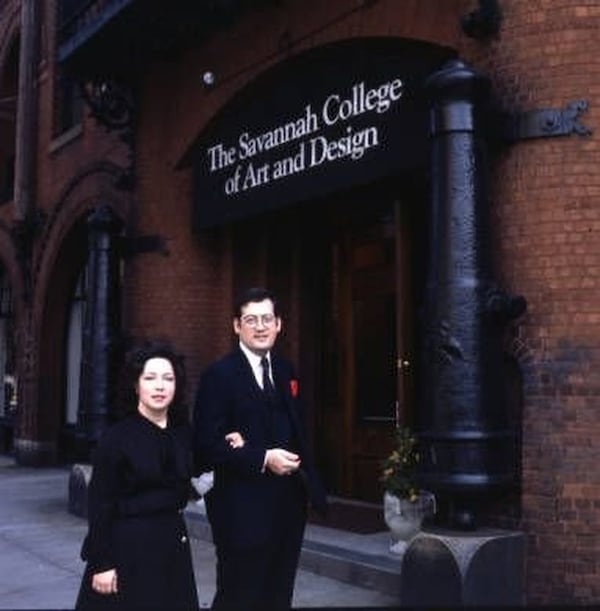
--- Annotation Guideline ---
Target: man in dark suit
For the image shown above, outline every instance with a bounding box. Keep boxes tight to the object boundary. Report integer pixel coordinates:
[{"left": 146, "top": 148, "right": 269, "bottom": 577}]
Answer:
[{"left": 193, "top": 287, "right": 327, "bottom": 611}]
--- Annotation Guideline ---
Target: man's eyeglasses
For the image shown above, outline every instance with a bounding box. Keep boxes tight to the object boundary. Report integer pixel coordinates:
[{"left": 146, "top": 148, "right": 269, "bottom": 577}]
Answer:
[{"left": 240, "top": 313, "right": 277, "bottom": 328}]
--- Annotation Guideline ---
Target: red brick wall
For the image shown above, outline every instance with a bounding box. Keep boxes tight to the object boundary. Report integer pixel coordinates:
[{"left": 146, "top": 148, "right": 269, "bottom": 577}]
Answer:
[{"left": 459, "top": 1, "right": 600, "bottom": 604}]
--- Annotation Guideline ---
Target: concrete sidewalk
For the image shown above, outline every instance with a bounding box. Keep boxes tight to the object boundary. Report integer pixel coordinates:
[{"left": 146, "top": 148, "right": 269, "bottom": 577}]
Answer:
[{"left": 0, "top": 456, "right": 401, "bottom": 610}]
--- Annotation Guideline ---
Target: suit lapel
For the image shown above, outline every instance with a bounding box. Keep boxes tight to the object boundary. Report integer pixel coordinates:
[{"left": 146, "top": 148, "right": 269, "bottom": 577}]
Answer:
[{"left": 233, "top": 349, "right": 262, "bottom": 397}]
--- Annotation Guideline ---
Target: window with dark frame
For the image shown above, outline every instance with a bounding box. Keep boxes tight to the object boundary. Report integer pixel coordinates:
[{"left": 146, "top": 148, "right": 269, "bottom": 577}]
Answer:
[{"left": 53, "top": 0, "right": 84, "bottom": 137}]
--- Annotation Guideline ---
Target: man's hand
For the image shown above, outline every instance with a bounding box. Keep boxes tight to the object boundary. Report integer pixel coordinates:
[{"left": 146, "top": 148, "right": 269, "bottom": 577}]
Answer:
[
  {"left": 265, "top": 448, "right": 301, "bottom": 476},
  {"left": 91, "top": 568, "right": 118, "bottom": 595}
]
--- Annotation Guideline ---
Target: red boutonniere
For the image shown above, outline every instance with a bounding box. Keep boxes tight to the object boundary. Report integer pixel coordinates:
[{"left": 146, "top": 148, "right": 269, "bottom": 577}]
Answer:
[{"left": 290, "top": 379, "right": 299, "bottom": 398}]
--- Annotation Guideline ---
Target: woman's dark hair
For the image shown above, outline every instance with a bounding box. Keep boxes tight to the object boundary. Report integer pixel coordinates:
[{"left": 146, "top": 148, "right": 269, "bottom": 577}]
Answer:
[
  {"left": 233, "top": 287, "right": 279, "bottom": 319},
  {"left": 116, "top": 339, "right": 188, "bottom": 424}
]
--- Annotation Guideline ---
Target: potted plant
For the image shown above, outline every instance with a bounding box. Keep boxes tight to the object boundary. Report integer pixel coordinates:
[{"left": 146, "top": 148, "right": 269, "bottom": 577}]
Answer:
[{"left": 379, "top": 427, "right": 435, "bottom": 553}]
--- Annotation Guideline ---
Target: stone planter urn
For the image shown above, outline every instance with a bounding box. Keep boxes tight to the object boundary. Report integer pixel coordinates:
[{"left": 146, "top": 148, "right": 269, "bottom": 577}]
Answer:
[{"left": 383, "top": 489, "right": 436, "bottom": 554}]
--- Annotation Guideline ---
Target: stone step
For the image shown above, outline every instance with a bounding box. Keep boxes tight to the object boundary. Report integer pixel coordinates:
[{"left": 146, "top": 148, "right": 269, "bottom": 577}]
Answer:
[{"left": 184, "top": 500, "right": 402, "bottom": 599}]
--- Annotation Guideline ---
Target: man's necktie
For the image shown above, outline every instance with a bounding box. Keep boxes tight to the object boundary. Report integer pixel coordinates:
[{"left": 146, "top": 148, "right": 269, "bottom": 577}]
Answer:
[{"left": 261, "top": 356, "right": 276, "bottom": 396}]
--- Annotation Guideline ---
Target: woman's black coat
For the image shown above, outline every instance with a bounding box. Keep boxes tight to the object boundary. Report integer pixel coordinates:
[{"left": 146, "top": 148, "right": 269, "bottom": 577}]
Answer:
[{"left": 76, "top": 413, "right": 199, "bottom": 610}]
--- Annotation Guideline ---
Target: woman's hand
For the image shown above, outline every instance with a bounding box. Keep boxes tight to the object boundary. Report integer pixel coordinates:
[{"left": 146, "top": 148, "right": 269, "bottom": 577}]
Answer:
[
  {"left": 225, "top": 431, "right": 245, "bottom": 448},
  {"left": 91, "top": 568, "right": 118, "bottom": 595}
]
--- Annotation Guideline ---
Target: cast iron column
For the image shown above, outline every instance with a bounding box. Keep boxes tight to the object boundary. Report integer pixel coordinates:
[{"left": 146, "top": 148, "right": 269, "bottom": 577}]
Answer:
[
  {"left": 78, "top": 206, "right": 122, "bottom": 446},
  {"left": 13, "top": 0, "right": 39, "bottom": 222},
  {"left": 420, "top": 60, "right": 525, "bottom": 528}
]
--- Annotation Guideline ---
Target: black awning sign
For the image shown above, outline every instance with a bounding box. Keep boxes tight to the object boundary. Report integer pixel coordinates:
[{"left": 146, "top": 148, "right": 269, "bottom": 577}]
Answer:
[{"left": 183, "top": 39, "right": 455, "bottom": 228}]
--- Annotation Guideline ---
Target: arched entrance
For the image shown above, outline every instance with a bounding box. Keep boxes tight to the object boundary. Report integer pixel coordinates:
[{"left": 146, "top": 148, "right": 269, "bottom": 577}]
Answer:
[
  {"left": 185, "top": 37, "right": 455, "bottom": 508},
  {"left": 39, "top": 206, "right": 123, "bottom": 463}
]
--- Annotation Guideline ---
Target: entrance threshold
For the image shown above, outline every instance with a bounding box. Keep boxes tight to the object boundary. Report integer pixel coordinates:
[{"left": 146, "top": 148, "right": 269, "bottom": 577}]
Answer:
[{"left": 185, "top": 497, "right": 402, "bottom": 599}]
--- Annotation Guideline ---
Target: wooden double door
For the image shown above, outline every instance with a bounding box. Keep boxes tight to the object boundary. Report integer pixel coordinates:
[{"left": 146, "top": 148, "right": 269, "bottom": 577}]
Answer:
[{"left": 231, "top": 190, "right": 419, "bottom": 503}]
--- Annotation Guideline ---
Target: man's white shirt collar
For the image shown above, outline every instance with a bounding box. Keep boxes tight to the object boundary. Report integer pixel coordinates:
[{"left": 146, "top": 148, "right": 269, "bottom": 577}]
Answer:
[{"left": 239, "top": 342, "right": 271, "bottom": 388}]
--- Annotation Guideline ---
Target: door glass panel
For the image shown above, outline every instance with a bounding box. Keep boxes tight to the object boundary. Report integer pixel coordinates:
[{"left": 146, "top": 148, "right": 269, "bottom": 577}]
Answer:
[{"left": 354, "top": 292, "right": 396, "bottom": 422}]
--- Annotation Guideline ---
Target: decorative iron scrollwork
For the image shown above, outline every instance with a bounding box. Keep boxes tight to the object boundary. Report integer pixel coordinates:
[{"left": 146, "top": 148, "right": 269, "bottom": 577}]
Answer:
[
  {"left": 79, "top": 79, "right": 134, "bottom": 131},
  {"left": 495, "top": 99, "right": 592, "bottom": 143},
  {"left": 79, "top": 78, "right": 136, "bottom": 189}
]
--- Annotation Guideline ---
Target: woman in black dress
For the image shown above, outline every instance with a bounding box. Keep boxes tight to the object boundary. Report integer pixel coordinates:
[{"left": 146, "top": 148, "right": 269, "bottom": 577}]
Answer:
[{"left": 76, "top": 340, "right": 204, "bottom": 610}]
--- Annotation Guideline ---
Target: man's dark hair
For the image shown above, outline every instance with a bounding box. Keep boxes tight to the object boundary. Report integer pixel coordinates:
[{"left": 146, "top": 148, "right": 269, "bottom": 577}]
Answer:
[
  {"left": 233, "top": 287, "right": 279, "bottom": 318},
  {"left": 116, "top": 339, "right": 188, "bottom": 424}
]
